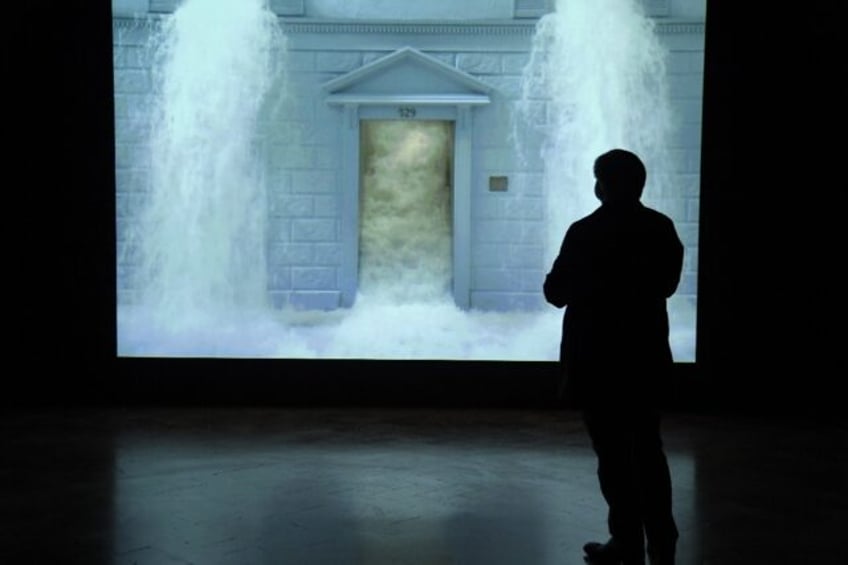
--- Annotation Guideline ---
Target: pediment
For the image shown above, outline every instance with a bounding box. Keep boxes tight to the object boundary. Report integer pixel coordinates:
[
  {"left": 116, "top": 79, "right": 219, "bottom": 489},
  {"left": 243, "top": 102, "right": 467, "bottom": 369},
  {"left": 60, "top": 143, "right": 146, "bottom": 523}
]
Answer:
[{"left": 323, "top": 47, "right": 492, "bottom": 105}]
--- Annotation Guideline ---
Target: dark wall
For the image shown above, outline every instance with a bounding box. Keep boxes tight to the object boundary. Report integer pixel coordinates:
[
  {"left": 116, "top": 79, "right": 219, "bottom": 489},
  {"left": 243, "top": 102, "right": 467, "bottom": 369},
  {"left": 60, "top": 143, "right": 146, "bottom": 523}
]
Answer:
[
  {"left": 10, "top": 2, "right": 845, "bottom": 414},
  {"left": 11, "top": 2, "right": 117, "bottom": 406},
  {"left": 697, "top": 3, "right": 846, "bottom": 412}
]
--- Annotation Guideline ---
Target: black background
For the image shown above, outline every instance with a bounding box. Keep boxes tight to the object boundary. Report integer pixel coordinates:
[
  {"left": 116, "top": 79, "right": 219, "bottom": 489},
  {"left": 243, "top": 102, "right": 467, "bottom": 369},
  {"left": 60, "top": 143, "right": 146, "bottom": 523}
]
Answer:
[{"left": 9, "top": 2, "right": 846, "bottom": 414}]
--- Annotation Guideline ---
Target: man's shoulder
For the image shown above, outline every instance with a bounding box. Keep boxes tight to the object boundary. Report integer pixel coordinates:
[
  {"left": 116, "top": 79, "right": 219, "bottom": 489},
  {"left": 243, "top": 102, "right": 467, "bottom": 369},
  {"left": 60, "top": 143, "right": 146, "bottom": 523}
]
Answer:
[
  {"left": 639, "top": 206, "right": 682, "bottom": 246},
  {"left": 638, "top": 204, "right": 677, "bottom": 226},
  {"left": 568, "top": 204, "right": 674, "bottom": 231},
  {"left": 567, "top": 209, "right": 603, "bottom": 234}
]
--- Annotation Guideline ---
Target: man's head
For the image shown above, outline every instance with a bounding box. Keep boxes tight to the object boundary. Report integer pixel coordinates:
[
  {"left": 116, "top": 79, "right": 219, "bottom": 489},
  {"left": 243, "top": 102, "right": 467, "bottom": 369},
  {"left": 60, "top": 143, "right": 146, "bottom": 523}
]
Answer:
[{"left": 593, "top": 149, "right": 646, "bottom": 204}]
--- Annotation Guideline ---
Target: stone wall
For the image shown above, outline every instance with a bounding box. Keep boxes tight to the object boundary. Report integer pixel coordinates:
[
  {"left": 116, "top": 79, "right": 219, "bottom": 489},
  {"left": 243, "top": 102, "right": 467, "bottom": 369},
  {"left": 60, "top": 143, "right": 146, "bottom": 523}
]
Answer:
[{"left": 113, "top": 4, "right": 703, "bottom": 313}]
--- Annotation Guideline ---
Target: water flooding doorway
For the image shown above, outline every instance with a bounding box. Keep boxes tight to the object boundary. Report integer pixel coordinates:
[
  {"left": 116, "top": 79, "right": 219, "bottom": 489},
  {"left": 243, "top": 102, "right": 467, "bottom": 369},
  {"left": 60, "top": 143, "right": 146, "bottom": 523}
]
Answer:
[{"left": 358, "top": 120, "right": 455, "bottom": 302}]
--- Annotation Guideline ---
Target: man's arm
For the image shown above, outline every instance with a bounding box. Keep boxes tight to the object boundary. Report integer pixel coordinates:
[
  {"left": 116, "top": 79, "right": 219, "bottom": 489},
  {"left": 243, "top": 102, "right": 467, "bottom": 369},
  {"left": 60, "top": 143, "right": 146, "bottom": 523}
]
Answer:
[
  {"left": 661, "top": 219, "right": 684, "bottom": 299},
  {"left": 543, "top": 225, "right": 580, "bottom": 308}
]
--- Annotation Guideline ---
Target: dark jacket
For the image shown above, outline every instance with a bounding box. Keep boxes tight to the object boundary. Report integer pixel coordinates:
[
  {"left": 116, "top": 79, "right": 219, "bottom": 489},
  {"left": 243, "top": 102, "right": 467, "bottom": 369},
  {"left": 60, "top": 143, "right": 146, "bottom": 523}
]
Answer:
[{"left": 543, "top": 201, "right": 684, "bottom": 408}]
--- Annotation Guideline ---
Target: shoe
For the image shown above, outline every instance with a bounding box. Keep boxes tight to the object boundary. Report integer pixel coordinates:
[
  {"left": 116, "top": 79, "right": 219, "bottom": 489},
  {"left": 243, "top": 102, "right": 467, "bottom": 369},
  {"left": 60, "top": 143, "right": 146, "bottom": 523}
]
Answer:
[
  {"left": 584, "top": 540, "right": 645, "bottom": 565},
  {"left": 584, "top": 540, "right": 619, "bottom": 564}
]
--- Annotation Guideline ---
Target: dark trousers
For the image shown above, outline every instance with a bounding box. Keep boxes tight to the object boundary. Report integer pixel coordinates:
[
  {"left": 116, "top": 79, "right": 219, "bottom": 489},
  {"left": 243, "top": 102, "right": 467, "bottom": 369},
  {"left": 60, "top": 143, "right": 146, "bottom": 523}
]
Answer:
[{"left": 583, "top": 409, "right": 678, "bottom": 561}]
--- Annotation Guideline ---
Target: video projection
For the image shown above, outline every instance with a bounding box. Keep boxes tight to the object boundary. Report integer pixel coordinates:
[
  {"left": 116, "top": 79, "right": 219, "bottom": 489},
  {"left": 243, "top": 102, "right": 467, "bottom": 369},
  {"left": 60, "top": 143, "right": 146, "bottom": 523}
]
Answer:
[{"left": 114, "top": 0, "right": 705, "bottom": 361}]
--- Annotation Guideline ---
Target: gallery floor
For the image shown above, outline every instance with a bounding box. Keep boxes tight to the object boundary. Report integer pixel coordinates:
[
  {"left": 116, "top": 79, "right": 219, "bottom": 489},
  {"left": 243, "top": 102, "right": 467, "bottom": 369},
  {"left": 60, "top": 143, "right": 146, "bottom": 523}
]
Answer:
[{"left": 2, "top": 406, "right": 845, "bottom": 565}]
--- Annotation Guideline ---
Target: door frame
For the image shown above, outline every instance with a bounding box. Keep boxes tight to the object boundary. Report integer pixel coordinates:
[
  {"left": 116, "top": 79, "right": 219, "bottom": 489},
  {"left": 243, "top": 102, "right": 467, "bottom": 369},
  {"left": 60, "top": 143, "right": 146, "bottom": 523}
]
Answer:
[{"left": 332, "top": 99, "right": 484, "bottom": 308}]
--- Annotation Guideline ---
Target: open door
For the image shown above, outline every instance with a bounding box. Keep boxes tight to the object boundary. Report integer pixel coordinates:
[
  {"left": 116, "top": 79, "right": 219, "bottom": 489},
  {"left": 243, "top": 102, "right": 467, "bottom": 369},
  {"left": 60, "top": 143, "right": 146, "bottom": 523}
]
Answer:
[{"left": 358, "top": 120, "right": 455, "bottom": 302}]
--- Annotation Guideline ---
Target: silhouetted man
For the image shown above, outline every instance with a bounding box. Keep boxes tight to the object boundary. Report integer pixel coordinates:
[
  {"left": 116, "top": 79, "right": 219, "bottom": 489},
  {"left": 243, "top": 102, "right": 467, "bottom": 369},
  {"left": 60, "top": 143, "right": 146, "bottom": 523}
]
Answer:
[{"left": 544, "top": 149, "right": 683, "bottom": 565}]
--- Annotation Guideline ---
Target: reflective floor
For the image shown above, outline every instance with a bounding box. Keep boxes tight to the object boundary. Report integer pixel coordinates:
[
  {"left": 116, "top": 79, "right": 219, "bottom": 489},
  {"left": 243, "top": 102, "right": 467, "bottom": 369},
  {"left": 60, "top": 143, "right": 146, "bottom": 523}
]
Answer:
[{"left": 2, "top": 407, "right": 846, "bottom": 564}]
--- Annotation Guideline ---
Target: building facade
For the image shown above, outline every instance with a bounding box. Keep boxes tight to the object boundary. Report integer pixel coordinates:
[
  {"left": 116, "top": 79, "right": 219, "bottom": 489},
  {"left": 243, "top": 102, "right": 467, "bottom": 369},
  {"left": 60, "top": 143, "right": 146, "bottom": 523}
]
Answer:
[{"left": 113, "top": 0, "right": 705, "bottom": 316}]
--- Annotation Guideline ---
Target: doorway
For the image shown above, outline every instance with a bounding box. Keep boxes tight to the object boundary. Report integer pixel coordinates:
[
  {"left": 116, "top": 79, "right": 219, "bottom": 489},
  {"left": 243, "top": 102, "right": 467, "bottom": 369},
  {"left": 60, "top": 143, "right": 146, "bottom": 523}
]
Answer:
[{"left": 358, "top": 120, "right": 454, "bottom": 302}]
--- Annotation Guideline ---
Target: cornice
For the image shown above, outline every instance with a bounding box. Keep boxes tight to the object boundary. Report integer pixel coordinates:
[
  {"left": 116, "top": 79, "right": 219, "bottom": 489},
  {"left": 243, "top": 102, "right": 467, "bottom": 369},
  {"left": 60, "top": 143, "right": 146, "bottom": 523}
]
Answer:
[
  {"left": 113, "top": 17, "right": 704, "bottom": 36},
  {"left": 280, "top": 19, "right": 539, "bottom": 36},
  {"left": 655, "top": 22, "right": 705, "bottom": 35},
  {"left": 281, "top": 19, "right": 704, "bottom": 36}
]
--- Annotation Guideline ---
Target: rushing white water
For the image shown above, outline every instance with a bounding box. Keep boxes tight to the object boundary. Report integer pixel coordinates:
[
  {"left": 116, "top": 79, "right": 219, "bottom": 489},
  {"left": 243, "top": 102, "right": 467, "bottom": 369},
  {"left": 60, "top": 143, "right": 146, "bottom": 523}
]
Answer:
[
  {"left": 514, "top": 0, "right": 695, "bottom": 360},
  {"left": 517, "top": 0, "right": 674, "bottom": 262},
  {"left": 359, "top": 120, "right": 454, "bottom": 303},
  {"left": 126, "top": 0, "right": 283, "bottom": 332}
]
